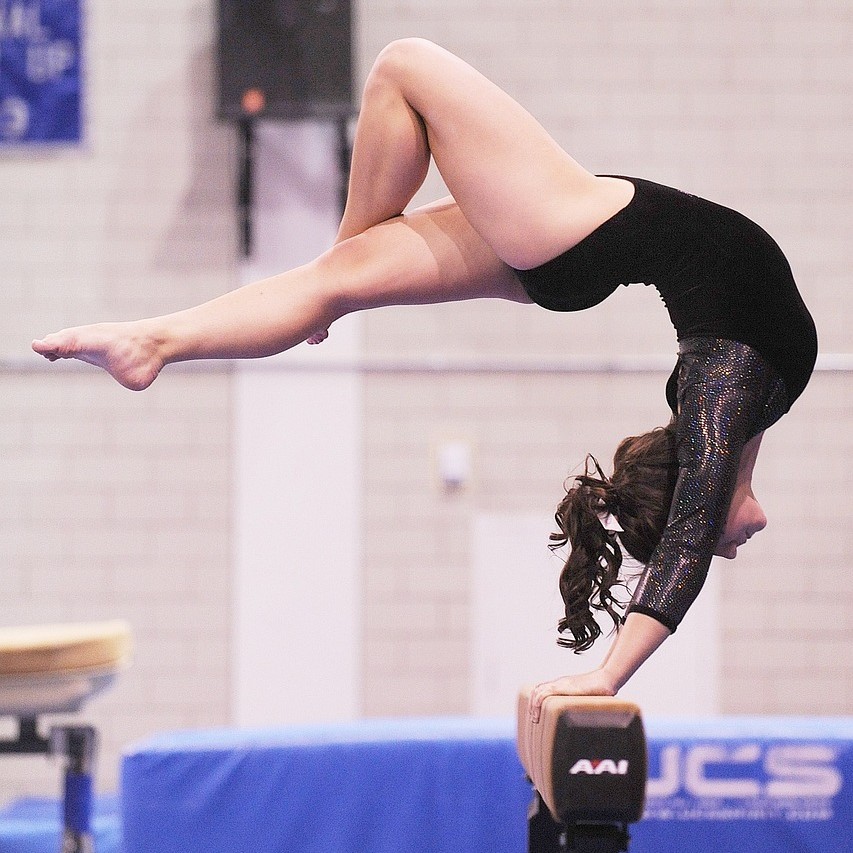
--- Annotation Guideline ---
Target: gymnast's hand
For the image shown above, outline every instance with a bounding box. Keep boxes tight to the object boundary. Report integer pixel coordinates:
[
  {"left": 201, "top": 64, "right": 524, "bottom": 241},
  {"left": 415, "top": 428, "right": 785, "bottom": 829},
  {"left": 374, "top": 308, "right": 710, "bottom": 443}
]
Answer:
[{"left": 528, "top": 669, "right": 617, "bottom": 723}]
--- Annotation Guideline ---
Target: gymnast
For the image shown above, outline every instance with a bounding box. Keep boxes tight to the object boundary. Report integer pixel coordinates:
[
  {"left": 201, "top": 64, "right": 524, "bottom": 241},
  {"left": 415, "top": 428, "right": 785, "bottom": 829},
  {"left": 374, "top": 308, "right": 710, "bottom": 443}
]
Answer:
[{"left": 32, "top": 40, "right": 817, "bottom": 721}]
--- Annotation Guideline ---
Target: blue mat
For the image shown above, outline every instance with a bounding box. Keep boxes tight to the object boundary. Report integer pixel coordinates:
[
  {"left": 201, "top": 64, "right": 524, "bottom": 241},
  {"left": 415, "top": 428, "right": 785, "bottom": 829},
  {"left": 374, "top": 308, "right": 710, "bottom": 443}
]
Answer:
[
  {"left": 635, "top": 716, "right": 853, "bottom": 853},
  {"left": 5, "top": 716, "right": 851, "bottom": 853},
  {"left": 0, "top": 796, "right": 122, "bottom": 853},
  {"left": 120, "top": 716, "right": 853, "bottom": 853},
  {"left": 122, "top": 717, "right": 527, "bottom": 853}
]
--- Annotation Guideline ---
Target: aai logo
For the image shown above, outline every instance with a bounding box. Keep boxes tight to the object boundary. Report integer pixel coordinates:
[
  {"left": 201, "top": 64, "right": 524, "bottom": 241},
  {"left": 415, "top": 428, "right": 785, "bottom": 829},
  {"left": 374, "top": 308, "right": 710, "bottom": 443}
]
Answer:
[{"left": 570, "top": 759, "right": 630, "bottom": 776}]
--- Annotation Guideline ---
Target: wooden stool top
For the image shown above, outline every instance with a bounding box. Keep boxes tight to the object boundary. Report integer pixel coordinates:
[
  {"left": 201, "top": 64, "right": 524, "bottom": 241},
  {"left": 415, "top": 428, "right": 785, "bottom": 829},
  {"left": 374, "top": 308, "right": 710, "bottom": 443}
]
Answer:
[
  {"left": 0, "top": 621, "right": 133, "bottom": 716},
  {"left": 0, "top": 620, "right": 132, "bottom": 677}
]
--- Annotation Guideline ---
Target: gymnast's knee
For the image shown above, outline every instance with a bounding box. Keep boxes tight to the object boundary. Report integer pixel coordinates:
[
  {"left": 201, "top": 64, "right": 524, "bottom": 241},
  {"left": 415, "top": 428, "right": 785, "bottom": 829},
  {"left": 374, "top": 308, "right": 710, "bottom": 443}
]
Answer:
[
  {"left": 312, "top": 234, "right": 393, "bottom": 316},
  {"left": 370, "top": 38, "right": 444, "bottom": 90}
]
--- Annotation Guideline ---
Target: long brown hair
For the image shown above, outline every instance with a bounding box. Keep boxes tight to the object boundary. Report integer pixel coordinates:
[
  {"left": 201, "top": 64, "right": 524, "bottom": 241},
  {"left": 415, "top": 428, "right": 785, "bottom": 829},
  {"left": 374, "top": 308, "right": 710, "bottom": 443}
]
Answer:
[{"left": 551, "top": 423, "right": 679, "bottom": 652}]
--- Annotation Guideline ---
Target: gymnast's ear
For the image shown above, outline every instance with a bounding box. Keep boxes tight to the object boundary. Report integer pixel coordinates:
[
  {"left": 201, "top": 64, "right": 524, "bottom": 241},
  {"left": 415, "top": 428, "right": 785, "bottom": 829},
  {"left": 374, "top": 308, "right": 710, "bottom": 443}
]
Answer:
[{"left": 516, "top": 687, "right": 647, "bottom": 825}]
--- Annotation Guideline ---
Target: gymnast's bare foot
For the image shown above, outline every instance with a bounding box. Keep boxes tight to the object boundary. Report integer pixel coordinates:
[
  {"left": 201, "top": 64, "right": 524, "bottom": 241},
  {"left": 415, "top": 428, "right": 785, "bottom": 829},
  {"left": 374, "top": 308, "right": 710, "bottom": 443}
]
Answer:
[{"left": 32, "top": 321, "right": 165, "bottom": 391}]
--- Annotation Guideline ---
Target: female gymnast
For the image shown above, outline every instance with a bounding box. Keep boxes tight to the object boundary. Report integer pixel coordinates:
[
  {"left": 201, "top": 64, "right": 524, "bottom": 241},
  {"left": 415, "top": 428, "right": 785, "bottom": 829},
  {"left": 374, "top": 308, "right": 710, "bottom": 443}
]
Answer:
[{"left": 32, "top": 40, "right": 817, "bottom": 720}]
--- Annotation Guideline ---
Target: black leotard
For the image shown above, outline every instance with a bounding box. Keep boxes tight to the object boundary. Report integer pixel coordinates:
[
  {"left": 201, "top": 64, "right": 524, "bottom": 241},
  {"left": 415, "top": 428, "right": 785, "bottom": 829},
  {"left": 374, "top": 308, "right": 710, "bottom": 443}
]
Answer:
[
  {"left": 512, "top": 176, "right": 817, "bottom": 633},
  {"left": 513, "top": 176, "right": 817, "bottom": 408}
]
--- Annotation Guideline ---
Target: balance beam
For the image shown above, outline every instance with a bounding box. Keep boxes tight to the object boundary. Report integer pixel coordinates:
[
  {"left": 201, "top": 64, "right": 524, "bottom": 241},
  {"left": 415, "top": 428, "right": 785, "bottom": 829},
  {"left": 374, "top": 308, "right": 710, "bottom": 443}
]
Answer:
[{"left": 516, "top": 689, "right": 647, "bottom": 852}]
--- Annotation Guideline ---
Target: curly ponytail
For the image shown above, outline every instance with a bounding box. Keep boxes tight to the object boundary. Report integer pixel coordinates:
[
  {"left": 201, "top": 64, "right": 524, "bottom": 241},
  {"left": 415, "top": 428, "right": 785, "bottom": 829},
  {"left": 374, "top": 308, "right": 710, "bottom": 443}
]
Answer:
[{"left": 552, "top": 422, "right": 679, "bottom": 652}]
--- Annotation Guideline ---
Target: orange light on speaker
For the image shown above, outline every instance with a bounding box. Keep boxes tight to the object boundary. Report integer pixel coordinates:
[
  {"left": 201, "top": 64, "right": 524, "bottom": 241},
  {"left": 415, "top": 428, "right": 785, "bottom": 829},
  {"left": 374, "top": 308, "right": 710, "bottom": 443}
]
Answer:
[{"left": 241, "top": 88, "right": 266, "bottom": 116}]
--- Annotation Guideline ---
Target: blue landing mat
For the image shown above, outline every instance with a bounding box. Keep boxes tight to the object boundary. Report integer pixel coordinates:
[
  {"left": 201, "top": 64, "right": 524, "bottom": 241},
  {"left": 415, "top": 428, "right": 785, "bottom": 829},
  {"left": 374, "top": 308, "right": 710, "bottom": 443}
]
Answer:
[
  {"left": 5, "top": 716, "right": 852, "bottom": 853},
  {"left": 121, "top": 716, "right": 853, "bottom": 853},
  {"left": 122, "top": 717, "right": 528, "bottom": 853},
  {"left": 0, "top": 796, "right": 122, "bottom": 853}
]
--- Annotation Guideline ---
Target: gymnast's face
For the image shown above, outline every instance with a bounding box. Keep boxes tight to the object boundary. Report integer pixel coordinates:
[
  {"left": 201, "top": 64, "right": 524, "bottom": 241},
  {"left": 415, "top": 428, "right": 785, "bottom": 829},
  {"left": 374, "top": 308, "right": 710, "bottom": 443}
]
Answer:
[{"left": 714, "top": 432, "right": 767, "bottom": 559}]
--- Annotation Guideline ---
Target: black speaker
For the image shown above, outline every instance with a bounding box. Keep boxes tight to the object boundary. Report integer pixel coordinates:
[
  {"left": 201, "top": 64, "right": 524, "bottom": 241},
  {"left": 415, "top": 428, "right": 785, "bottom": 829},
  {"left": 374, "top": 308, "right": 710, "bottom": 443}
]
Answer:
[{"left": 217, "top": 0, "right": 353, "bottom": 120}]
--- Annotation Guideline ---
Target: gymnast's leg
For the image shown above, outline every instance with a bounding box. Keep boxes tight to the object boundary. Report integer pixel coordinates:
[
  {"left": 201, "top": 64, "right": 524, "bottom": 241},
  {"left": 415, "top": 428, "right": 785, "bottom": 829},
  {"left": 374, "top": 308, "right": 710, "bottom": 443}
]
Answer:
[
  {"left": 301, "top": 38, "right": 634, "bottom": 347},
  {"left": 307, "top": 38, "right": 633, "bottom": 346},
  {"left": 31, "top": 200, "right": 529, "bottom": 390},
  {"left": 334, "top": 38, "right": 632, "bottom": 267},
  {"left": 32, "top": 39, "right": 635, "bottom": 386}
]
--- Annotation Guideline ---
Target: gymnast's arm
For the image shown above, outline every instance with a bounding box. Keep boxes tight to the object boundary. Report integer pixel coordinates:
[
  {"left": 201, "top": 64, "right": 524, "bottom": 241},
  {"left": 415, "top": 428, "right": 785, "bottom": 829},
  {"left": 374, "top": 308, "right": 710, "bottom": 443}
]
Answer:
[
  {"left": 624, "top": 372, "right": 755, "bottom": 632},
  {"left": 529, "top": 367, "right": 760, "bottom": 721},
  {"left": 528, "top": 613, "right": 670, "bottom": 721}
]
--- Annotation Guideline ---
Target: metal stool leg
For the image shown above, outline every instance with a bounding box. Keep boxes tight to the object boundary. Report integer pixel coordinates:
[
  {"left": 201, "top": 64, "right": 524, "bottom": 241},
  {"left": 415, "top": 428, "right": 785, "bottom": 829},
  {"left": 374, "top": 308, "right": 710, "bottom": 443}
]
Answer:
[
  {"left": 0, "top": 719, "right": 97, "bottom": 851},
  {"left": 52, "top": 725, "right": 97, "bottom": 853}
]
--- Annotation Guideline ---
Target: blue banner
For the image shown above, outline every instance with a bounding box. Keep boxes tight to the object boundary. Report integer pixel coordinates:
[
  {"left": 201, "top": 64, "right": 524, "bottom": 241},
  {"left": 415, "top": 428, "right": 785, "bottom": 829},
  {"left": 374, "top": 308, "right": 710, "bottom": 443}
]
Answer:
[{"left": 0, "top": 0, "right": 81, "bottom": 144}]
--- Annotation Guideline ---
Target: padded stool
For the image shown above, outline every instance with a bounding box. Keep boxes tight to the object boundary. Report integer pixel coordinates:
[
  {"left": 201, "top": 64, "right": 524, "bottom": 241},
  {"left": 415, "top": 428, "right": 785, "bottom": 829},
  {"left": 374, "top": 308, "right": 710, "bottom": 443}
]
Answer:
[
  {"left": 517, "top": 689, "right": 647, "bottom": 853},
  {"left": 0, "top": 621, "right": 132, "bottom": 853}
]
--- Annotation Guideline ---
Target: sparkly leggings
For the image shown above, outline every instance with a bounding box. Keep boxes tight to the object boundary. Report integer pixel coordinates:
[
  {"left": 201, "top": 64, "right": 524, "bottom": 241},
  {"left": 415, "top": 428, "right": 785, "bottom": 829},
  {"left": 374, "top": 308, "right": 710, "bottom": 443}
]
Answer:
[{"left": 627, "top": 338, "right": 788, "bottom": 632}]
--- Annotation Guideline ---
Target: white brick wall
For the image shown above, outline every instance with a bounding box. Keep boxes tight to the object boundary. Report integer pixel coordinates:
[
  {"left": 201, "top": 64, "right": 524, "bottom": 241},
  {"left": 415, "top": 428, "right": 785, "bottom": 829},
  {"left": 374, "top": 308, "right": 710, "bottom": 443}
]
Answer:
[
  {"left": 1, "top": 0, "right": 234, "bottom": 801},
  {"left": 1, "top": 0, "right": 850, "bottom": 805}
]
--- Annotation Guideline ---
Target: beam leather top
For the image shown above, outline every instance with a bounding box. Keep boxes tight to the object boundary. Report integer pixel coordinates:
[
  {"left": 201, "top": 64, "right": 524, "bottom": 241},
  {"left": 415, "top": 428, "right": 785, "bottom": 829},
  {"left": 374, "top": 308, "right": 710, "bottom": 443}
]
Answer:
[{"left": 516, "top": 688, "right": 647, "bottom": 824}]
